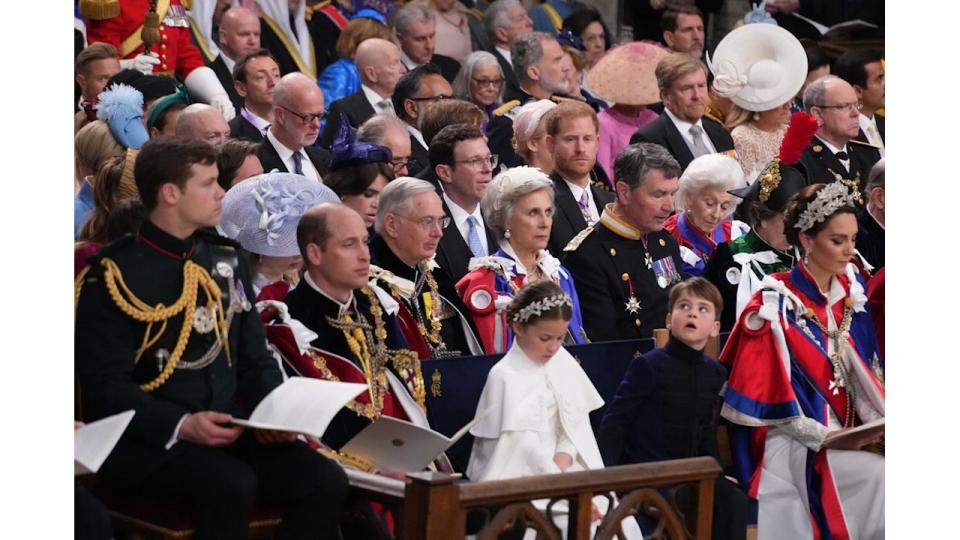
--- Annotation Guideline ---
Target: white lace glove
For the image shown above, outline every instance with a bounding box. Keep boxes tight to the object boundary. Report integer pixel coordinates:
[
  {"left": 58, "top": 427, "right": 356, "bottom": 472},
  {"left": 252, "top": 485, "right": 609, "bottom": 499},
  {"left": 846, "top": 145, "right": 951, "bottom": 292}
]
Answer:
[
  {"left": 119, "top": 52, "right": 161, "bottom": 75},
  {"left": 184, "top": 66, "right": 236, "bottom": 121}
]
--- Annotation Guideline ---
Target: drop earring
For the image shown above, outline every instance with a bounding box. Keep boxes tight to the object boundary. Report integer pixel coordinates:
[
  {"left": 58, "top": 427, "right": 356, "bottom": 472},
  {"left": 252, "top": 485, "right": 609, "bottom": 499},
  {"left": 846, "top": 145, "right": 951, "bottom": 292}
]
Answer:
[{"left": 504, "top": 229, "right": 512, "bottom": 239}]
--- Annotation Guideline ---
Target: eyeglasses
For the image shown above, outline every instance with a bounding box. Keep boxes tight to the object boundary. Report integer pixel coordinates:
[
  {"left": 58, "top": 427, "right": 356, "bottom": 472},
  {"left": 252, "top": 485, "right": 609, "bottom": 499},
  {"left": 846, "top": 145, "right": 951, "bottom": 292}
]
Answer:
[
  {"left": 409, "top": 94, "right": 454, "bottom": 102},
  {"left": 815, "top": 101, "right": 863, "bottom": 113},
  {"left": 280, "top": 105, "right": 327, "bottom": 124},
  {"left": 471, "top": 78, "right": 504, "bottom": 88},
  {"left": 389, "top": 157, "right": 418, "bottom": 171},
  {"left": 453, "top": 154, "right": 498, "bottom": 170},
  {"left": 396, "top": 214, "right": 451, "bottom": 231}
]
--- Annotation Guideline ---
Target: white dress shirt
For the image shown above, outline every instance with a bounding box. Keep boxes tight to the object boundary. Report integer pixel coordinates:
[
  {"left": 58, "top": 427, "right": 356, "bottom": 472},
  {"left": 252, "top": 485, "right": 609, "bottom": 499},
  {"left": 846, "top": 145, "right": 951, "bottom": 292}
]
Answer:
[
  {"left": 361, "top": 84, "right": 395, "bottom": 115},
  {"left": 858, "top": 113, "right": 885, "bottom": 156},
  {"left": 240, "top": 107, "right": 271, "bottom": 136},
  {"left": 816, "top": 136, "right": 851, "bottom": 173},
  {"left": 561, "top": 176, "right": 600, "bottom": 224},
  {"left": 219, "top": 53, "right": 236, "bottom": 76},
  {"left": 400, "top": 50, "right": 423, "bottom": 71},
  {"left": 664, "top": 107, "right": 718, "bottom": 155},
  {"left": 443, "top": 190, "right": 488, "bottom": 255},
  {"left": 266, "top": 129, "right": 322, "bottom": 182},
  {"left": 495, "top": 46, "right": 512, "bottom": 66},
  {"left": 405, "top": 122, "right": 428, "bottom": 152}
]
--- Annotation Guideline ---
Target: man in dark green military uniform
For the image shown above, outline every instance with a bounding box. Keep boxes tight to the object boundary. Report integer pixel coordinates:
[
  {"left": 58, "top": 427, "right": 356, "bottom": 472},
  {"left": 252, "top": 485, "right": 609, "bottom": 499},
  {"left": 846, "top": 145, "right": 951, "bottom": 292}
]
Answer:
[
  {"left": 75, "top": 137, "right": 347, "bottom": 540},
  {"left": 562, "top": 142, "right": 684, "bottom": 341}
]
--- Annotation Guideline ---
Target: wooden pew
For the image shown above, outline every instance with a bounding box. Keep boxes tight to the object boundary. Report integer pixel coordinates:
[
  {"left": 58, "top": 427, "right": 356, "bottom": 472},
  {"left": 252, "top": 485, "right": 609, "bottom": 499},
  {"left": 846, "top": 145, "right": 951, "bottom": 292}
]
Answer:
[{"left": 343, "top": 457, "right": 722, "bottom": 540}]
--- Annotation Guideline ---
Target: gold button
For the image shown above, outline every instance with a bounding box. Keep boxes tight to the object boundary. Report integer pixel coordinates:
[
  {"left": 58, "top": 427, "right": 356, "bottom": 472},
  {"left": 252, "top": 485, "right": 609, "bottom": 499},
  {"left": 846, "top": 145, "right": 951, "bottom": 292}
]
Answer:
[
  {"left": 659, "top": 238, "right": 666, "bottom": 246},
  {"left": 635, "top": 319, "right": 641, "bottom": 327},
  {"left": 621, "top": 273, "right": 629, "bottom": 282},
  {"left": 162, "top": 63, "right": 168, "bottom": 70},
  {"left": 161, "top": 44, "right": 167, "bottom": 49},
  {"left": 609, "top": 248, "right": 617, "bottom": 256}
]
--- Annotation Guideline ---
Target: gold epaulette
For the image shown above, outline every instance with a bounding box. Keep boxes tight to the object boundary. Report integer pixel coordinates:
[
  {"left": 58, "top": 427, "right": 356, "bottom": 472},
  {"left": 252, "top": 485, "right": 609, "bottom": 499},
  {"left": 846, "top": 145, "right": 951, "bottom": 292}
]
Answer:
[
  {"left": 563, "top": 226, "right": 594, "bottom": 252},
  {"left": 550, "top": 94, "right": 585, "bottom": 105},
  {"left": 493, "top": 100, "right": 521, "bottom": 117},
  {"left": 467, "top": 7, "right": 483, "bottom": 20},
  {"left": 181, "top": 0, "right": 192, "bottom": 9},
  {"left": 79, "top": 0, "right": 120, "bottom": 20},
  {"left": 305, "top": 1, "right": 331, "bottom": 21}
]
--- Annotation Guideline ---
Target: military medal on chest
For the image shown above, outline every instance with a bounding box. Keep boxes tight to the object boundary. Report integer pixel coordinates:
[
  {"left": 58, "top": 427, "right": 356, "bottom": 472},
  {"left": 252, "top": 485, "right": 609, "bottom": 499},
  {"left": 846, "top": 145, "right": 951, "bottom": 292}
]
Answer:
[{"left": 621, "top": 273, "right": 641, "bottom": 315}]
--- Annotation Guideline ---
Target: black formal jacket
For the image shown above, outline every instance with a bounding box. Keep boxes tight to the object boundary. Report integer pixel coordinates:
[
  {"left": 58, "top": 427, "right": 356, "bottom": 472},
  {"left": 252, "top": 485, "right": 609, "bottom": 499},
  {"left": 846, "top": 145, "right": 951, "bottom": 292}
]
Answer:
[
  {"left": 259, "top": 18, "right": 315, "bottom": 77},
  {"left": 430, "top": 53, "right": 462, "bottom": 84},
  {"left": 599, "top": 339, "right": 727, "bottom": 466},
  {"left": 75, "top": 221, "right": 281, "bottom": 488},
  {"left": 408, "top": 129, "right": 430, "bottom": 177},
  {"left": 486, "top": 114, "right": 525, "bottom": 168},
  {"left": 434, "top": 196, "right": 500, "bottom": 285},
  {"left": 284, "top": 279, "right": 408, "bottom": 450},
  {"left": 547, "top": 171, "right": 614, "bottom": 257},
  {"left": 369, "top": 235, "right": 482, "bottom": 356},
  {"left": 856, "top": 208, "right": 884, "bottom": 270},
  {"left": 320, "top": 90, "right": 376, "bottom": 148},
  {"left": 561, "top": 220, "right": 683, "bottom": 341},
  {"left": 258, "top": 134, "right": 332, "bottom": 178},
  {"left": 629, "top": 112, "right": 735, "bottom": 172},
  {"left": 209, "top": 54, "right": 243, "bottom": 117},
  {"left": 797, "top": 137, "right": 881, "bottom": 191},
  {"left": 490, "top": 46, "right": 522, "bottom": 107},
  {"left": 229, "top": 113, "right": 265, "bottom": 142}
]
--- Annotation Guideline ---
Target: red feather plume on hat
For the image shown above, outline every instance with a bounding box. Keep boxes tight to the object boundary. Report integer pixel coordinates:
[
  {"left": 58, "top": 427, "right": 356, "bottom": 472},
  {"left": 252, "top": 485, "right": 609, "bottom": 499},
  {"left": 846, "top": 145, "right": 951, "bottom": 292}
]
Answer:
[{"left": 778, "top": 112, "right": 819, "bottom": 165}]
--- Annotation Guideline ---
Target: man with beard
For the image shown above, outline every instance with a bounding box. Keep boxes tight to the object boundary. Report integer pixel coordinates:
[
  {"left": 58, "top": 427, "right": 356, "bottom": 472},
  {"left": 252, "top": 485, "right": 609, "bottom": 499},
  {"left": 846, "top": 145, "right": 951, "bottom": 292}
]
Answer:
[
  {"left": 504, "top": 31, "right": 571, "bottom": 105},
  {"left": 661, "top": 6, "right": 706, "bottom": 59},
  {"left": 257, "top": 73, "right": 331, "bottom": 180},
  {"left": 543, "top": 100, "right": 614, "bottom": 256}
]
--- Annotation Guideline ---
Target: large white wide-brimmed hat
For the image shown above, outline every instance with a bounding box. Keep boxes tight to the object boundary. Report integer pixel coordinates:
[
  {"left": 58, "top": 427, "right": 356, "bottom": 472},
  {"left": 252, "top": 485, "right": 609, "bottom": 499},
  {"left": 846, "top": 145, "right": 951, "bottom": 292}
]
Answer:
[{"left": 706, "top": 23, "right": 807, "bottom": 112}]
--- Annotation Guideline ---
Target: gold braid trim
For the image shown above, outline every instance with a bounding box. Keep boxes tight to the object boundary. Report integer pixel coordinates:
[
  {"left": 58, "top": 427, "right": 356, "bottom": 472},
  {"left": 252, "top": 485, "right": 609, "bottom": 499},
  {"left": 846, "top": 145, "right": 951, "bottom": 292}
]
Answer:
[
  {"left": 358, "top": 287, "right": 426, "bottom": 411},
  {"left": 318, "top": 448, "right": 374, "bottom": 472},
  {"left": 99, "top": 257, "right": 228, "bottom": 392},
  {"left": 75, "top": 266, "right": 91, "bottom": 315}
]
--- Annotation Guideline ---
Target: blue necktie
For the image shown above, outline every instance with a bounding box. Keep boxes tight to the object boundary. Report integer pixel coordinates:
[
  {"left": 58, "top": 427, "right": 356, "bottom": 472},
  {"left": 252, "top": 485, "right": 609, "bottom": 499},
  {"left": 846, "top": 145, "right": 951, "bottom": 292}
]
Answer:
[
  {"left": 292, "top": 151, "right": 304, "bottom": 175},
  {"left": 466, "top": 216, "right": 485, "bottom": 258}
]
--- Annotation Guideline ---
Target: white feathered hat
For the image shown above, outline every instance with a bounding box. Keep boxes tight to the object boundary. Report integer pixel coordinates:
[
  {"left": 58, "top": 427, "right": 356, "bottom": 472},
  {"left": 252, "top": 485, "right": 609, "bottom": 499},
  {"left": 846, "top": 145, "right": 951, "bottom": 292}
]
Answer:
[{"left": 706, "top": 23, "right": 807, "bottom": 112}]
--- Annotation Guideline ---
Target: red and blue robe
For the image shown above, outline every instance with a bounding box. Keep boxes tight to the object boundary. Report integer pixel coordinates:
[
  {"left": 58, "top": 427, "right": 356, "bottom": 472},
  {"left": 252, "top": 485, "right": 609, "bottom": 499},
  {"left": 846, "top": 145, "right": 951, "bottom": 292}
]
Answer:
[
  {"left": 456, "top": 247, "right": 587, "bottom": 354},
  {"left": 720, "top": 263, "right": 885, "bottom": 539},
  {"left": 664, "top": 213, "right": 749, "bottom": 278}
]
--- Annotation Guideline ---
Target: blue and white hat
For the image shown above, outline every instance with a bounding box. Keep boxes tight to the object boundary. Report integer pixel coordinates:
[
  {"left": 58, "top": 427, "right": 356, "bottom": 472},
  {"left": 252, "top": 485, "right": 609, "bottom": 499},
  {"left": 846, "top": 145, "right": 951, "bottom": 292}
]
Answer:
[{"left": 220, "top": 172, "right": 341, "bottom": 257}]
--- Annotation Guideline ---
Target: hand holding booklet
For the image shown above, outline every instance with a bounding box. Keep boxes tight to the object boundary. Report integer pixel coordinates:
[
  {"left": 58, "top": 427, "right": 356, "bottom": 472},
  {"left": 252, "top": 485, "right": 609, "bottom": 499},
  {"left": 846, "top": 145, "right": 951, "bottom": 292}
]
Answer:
[
  {"left": 339, "top": 410, "right": 488, "bottom": 474},
  {"left": 75, "top": 410, "right": 135, "bottom": 476},
  {"left": 822, "top": 418, "right": 884, "bottom": 450},
  {"left": 230, "top": 378, "right": 368, "bottom": 439}
]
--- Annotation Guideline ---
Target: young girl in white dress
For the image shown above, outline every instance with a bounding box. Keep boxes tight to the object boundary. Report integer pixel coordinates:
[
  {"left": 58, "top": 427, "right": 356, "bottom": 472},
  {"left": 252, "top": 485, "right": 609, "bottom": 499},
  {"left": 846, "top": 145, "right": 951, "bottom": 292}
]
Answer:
[{"left": 466, "top": 280, "right": 643, "bottom": 539}]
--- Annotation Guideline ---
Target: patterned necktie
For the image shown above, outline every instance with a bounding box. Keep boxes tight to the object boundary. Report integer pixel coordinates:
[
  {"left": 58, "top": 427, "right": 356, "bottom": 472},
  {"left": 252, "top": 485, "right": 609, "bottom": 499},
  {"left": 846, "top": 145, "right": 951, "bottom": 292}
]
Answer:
[
  {"left": 577, "top": 189, "right": 593, "bottom": 225},
  {"left": 688, "top": 124, "right": 711, "bottom": 157},
  {"left": 466, "top": 216, "right": 485, "bottom": 258},
  {"left": 292, "top": 151, "right": 304, "bottom": 175}
]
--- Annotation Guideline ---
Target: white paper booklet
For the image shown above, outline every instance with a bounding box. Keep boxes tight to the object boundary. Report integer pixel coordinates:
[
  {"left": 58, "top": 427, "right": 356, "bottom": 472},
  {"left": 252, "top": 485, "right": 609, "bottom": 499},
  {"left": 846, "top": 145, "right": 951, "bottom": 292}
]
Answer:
[
  {"left": 230, "top": 378, "right": 368, "bottom": 438},
  {"left": 75, "top": 410, "right": 135, "bottom": 476},
  {"left": 340, "top": 412, "right": 485, "bottom": 473}
]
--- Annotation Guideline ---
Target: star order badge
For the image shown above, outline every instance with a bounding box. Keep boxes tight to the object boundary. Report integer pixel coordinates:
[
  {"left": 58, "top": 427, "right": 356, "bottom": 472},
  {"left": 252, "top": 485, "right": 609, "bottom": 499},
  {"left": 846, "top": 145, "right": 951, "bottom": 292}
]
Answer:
[{"left": 625, "top": 296, "right": 641, "bottom": 314}]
